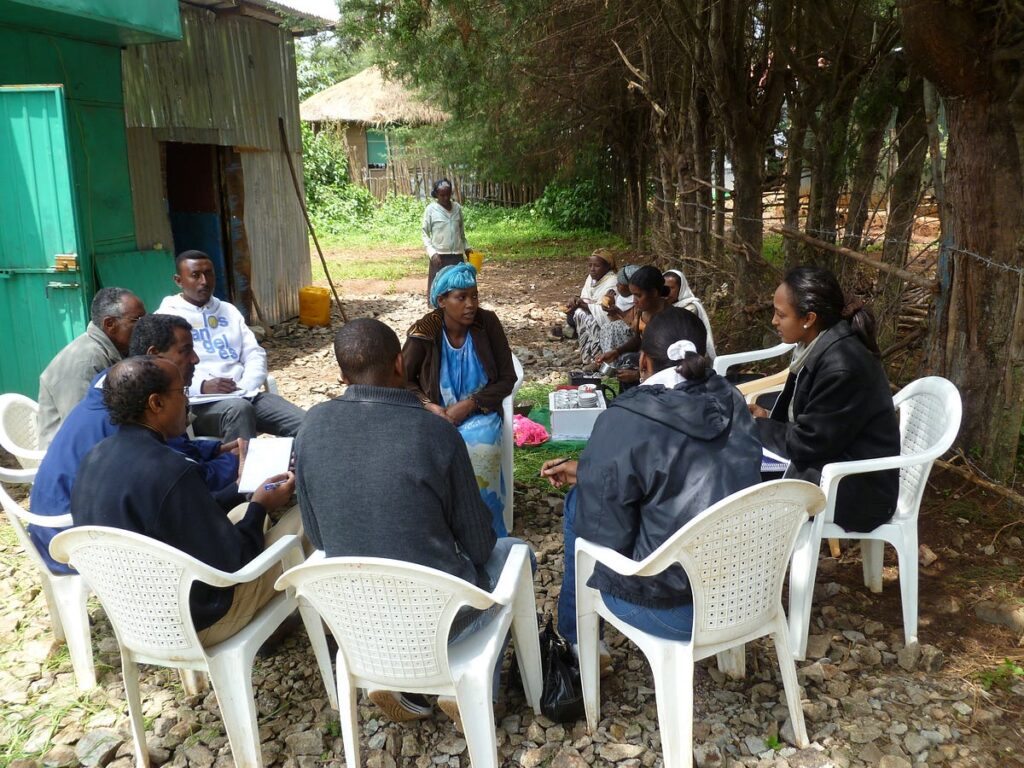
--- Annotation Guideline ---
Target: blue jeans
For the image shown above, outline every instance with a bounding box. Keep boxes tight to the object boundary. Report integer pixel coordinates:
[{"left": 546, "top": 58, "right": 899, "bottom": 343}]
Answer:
[
  {"left": 449, "top": 537, "right": 536, "bottom": 700},
  {"left": 558, "top": 488, "right": 694, "bottom": 644},
  {"left": 601, "top": 594, "right": 693, "bottom": 642}
]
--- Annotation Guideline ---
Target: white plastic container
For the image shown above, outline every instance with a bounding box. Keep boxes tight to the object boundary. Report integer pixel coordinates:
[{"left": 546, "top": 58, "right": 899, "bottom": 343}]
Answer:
[{"left": 549, "top": 390, "right": 607, "bottom": 441}]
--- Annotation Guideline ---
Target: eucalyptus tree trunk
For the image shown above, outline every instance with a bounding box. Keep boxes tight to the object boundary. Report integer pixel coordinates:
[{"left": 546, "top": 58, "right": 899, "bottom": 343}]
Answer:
[
  {"left": 783, "top": 113, "right": 808, "bottom": 268},
  {"left": 901, "top": 0, "right": 1024, "bottom": 481}
]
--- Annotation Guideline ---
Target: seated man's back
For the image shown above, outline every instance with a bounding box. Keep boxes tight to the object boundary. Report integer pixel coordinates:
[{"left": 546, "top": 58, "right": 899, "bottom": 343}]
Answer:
[{"left": 296, "top": 383, "right": 495, "bottom": 588}]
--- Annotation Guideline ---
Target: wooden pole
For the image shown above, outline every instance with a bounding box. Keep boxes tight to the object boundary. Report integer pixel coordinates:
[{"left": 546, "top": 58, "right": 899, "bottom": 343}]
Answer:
[
  {"left": 771, "top": 226, "right": 939, "bottom": 292},
  {"left": 278, "top": 117, "right": 348, "bottom": 323}
]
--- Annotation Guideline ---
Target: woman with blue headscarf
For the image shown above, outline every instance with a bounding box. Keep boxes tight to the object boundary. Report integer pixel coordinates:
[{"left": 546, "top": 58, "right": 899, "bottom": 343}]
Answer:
[{"left": 403, "top": 263, "right": 517, "bottom": 536}]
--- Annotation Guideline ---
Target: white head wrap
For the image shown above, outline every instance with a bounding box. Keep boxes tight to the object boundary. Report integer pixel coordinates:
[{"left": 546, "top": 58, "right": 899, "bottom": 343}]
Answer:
[{"left": 666, "top": 339, "right": 698, "bottom": 361}]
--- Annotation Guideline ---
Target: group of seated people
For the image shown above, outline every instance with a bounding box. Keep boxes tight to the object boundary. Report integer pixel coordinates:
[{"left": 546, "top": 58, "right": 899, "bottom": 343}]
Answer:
[
  {"left": 561, "top": 251, "right": 717, "bottom": 386},
  {"left": 21, "top": 251, "right": 901, "bottom": 726}
]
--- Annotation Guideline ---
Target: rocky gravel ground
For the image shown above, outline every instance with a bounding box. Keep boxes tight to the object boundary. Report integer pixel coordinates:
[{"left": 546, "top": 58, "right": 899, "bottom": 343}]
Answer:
[{"left": 2, "top": 259, "right": 1023, "bottom": 767}]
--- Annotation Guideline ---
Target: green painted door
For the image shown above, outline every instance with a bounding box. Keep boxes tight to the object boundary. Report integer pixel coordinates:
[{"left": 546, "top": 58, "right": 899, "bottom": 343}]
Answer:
[{"left": 0, "top": 86, "right": 88, "bottom": 397}]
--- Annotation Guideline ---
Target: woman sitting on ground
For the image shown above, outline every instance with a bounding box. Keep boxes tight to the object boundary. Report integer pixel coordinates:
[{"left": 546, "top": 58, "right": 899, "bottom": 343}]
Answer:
[
  {"left": 542, "top": 307, "right": 761, "bottom": 651},
  {"left": 404, "top": 262, "right": 517, "bottom": 537},
  {"left": 664, "top": 268, "right": 716, "bottom": 359},
  {"left": 751, "top": 265, "right": 900, "bottom": 532},
  {"left": 562, "top": 248, "right": 619, "bottom": 363},
  {"left": 596, "top": 265, "right": 671, "bottom": 386}
]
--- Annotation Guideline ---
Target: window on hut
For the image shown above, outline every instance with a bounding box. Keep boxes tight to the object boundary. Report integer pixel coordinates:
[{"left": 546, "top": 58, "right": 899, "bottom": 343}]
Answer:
[{"left": 366, "top": 129, "right": 388, "bottom": 169}]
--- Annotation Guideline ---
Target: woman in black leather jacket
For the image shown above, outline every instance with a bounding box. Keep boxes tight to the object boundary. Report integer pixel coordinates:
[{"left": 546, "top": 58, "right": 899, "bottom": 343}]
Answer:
[
  {"left": 752, "top": 266, "right": 900, "bottom": 532},
  {"left": 542, "top": 308, "right": 761, "bottom": 648}
]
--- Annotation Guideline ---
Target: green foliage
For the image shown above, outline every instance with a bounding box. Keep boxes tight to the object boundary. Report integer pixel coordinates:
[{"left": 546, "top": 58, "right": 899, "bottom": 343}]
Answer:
[
  {"left": 765, "top": 734, "right": 783, "bottom": 751},
  {"left": 533, "top": 179, "right": 611, "bottom": 231},
  {"left": 302, "top": 124, "right": 376, "bottom": 235},
  {"left": 762, "top": 233, "right": 785, "bottom": 267},
  {"left": 303, "top": 125, "right": 349, "bottom": 199},
  {"left": 975, "top": 659, "right": 1024, "bottom": 691},
  {"left": 295, "top": 32, "right": 373, "bottom": 101}
]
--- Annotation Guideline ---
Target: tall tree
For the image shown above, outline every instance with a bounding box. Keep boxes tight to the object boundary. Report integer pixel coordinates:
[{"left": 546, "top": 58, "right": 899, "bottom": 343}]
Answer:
[{"left": 900, "top": 0, "right": 1024, "bottom": 480}]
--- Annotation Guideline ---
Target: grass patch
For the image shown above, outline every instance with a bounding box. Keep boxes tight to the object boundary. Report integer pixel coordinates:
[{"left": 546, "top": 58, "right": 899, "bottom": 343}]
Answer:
[
  {"left": 975, "top": 658, "right": 1024, "bottom": 691},
  {"left": 311, "top": 256, "right": 420, "bottom": 283},
  {"left": 514, "top": 443, "right": 580, "bottom": 495},
  {"left": 511, "top": 381, "right": 583, "bottom": 494},
  {"left": 315, "top": 197, "right": 624, "bottom": 261}
]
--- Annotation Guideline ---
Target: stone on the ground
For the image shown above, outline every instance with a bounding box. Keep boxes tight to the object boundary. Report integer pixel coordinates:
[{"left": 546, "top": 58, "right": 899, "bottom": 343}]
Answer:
[{"left": 74, "top": 730, "right": 122, "bottom": 768}]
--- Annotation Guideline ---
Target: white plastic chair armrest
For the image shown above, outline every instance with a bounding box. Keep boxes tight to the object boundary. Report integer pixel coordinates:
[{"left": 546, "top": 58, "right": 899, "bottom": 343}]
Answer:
[
  {"left": 201, "top": 534, "right": 303, "bottom": 587},
  {"left": 713, "top": 342, "right": 795, "bottom": 376},
  {"left": 0, "top": 466, "right": 37, "bottom": 484},
  {"left": 820, "top": 453, "right": 935, "bottom": 501},
  {"left": 575, "top": 538, "right": 650, "bottom": 578},
  {"left": 488, "top": 543, "right": 531, "bottom": 606},
  {"left": 14, "top": 509, "right": 74, "bottom": 528}
]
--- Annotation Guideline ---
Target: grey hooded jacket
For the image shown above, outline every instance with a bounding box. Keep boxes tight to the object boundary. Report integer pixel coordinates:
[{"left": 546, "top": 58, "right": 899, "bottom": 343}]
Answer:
[{"left": 575, "top": 372, "right": 762, "bottom": 608}]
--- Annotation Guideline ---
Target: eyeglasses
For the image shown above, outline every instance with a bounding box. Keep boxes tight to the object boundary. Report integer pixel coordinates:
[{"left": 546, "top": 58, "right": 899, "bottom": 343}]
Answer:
[{"left": 164, "top": 386, "right": 189, "bottom": 397}]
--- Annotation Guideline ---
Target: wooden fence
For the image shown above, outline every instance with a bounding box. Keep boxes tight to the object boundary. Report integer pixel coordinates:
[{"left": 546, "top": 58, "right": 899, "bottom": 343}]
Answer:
[{"left": 358, "top": 162, "right": 541, "bottom": 206}]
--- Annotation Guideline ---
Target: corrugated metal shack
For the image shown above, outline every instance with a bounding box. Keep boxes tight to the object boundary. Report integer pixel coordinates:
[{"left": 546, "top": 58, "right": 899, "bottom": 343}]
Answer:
[{"left": 122, "top": 0, "right": 317, "bottom": 325}]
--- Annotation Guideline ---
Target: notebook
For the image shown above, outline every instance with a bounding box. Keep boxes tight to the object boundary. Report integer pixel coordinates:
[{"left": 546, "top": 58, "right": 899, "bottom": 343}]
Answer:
[{"left": 238, "top": 437, "right": 294, "bottom": 493}]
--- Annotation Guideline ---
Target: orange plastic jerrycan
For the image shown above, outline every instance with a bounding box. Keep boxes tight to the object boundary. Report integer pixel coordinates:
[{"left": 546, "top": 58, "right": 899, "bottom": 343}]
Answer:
[
  {"left": 299, "top": 286, "right": 331, "bottom": 327},
  {"left": 467, "top": 250, "right": 484, "bottom": 272}
]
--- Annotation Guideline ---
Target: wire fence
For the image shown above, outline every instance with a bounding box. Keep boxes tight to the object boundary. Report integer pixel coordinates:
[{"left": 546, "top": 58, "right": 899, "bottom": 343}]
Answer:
[{"left": 654, "top": 194, "right": 1024, "bottom": 278}]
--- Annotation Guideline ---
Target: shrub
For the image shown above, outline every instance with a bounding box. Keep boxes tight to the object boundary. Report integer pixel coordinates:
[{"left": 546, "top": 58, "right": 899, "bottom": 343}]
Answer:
[{"left": 532, "top": 179, "right": 610, "bottom": 231}]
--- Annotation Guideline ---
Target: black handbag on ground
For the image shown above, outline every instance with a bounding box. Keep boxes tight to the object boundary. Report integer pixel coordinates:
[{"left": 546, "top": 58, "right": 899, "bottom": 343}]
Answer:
[{"left": 539, "top": 616, "right": 585, "bottom": 723}]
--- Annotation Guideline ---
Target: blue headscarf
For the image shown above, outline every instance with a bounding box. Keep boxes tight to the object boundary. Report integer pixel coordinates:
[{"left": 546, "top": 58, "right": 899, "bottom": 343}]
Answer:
[{"left": 431, "top": 262, "right": 477, "bottom": 308}]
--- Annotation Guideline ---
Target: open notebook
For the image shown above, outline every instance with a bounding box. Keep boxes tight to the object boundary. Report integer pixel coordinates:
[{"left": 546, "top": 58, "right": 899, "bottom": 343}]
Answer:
[{"left": 238, "top": 437, "right": 293, "bottom": 493}]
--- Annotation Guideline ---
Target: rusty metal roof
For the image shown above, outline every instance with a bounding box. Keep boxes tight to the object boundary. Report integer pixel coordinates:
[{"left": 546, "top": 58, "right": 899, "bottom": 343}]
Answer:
[{"left": 182, "top": 0, "right": 332, "bottom": 34}]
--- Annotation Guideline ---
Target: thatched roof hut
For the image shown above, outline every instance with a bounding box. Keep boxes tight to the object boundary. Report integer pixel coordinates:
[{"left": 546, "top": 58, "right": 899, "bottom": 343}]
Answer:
[{"left": 300, "top": 66, "right": 448, "bottom": 126}]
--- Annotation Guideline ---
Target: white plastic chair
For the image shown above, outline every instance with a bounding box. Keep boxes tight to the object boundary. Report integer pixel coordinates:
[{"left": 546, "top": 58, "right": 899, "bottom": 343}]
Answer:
[
  {"left": 712, "top": 342, "right": 795, "bottom": 377},
  {"left": 0, "top": 393, "right": 47, "bottom": 469},
  {"left": 576, "top": 480, "right": 825, "bottom": 768},
  {"left": 276, "top": 543, "right": 543, "bottom": 768},
  {"left": 0, "top": 466, "right": 95, "bottom": 689},
  {"left": 500, "top": 356, "right": 525, "bottom": 533},
  {"left": 50, "top": 526, "right": 336, "bottom": 768},
  {"left": 787, "top": 376, "right": 962, "bottom": 658}
]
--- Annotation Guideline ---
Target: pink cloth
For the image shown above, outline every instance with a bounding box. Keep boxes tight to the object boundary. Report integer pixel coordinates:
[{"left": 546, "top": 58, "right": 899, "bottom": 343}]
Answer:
[{"left": 513, "top": 414, "right": 550, "bottom": 446}]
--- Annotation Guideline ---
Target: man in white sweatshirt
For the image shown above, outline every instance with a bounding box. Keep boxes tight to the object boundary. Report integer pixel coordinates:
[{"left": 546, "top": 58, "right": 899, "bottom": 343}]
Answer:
[{"left": 157, "top": 250, "right": 305, "bottom": 440}]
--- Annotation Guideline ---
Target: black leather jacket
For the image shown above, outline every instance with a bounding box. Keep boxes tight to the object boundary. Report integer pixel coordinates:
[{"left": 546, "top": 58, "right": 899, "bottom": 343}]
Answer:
[
  {"left": 575, "top": 373, "right": 762, "bottom": 608},
  {"left": 757, "top": 321, "right": 900, "bottom": 532}
]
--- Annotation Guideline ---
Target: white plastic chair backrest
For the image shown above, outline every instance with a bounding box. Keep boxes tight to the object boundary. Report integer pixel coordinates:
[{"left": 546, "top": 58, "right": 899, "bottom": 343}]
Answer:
[
  {"left": 277, "top": 557, "right": 497, "bottom": 689},
  {"left": 892, "top": 376, "right": 962, "bottom": 521},
  {"left": 0, "top": 466, "right": 51, "bottom": 577},
  {"left": 622, "top": 480, "right": 824, "bottom": 648},
  {"left": 50, "top": 526, "right": 212, "bottom": 663},
  {"left": 711, "top": 342, "right": 796, "bottom": 377},
  {"left": 0, "top": 394, "right": 45, "bottom": 469}
]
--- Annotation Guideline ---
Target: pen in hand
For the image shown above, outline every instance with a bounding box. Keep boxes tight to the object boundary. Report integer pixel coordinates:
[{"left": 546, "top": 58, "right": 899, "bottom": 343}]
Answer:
[
  {"left": 263, "top": 480, "right": 287, "bottom": 491},
  {"left": 542, "top": 457, "right": 571, "bottom": 473}
]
